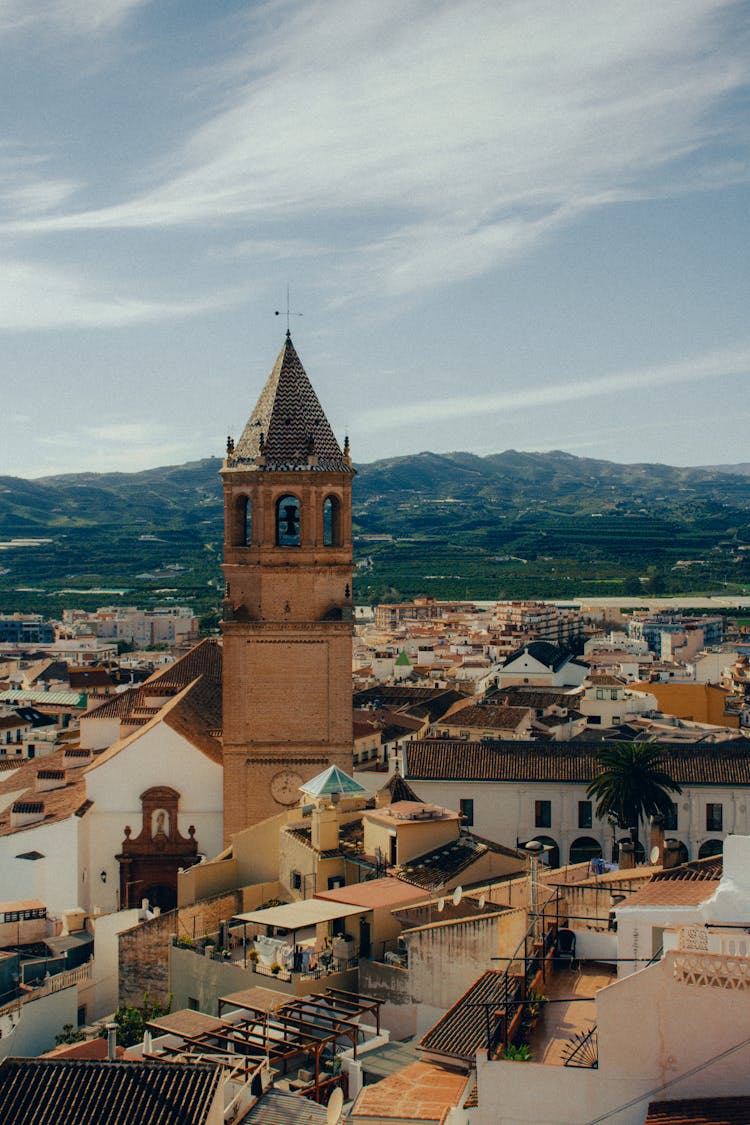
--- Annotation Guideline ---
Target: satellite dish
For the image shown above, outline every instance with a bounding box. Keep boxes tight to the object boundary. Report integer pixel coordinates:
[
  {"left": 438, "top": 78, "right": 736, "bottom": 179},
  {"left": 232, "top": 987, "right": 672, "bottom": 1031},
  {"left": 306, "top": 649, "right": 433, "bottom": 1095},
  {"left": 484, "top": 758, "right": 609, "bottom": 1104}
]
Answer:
[
  {"left": 436, "top": 897, "right": 445, "bottom": 912},
  {"left": 452, "top": 886, "right": 463, "bottom": 907},
  {"left": 650, "top": 846, "right": 660, "bottom": 865},
  {"left": 478, "top": 894, "right": 486, "bottom": 909},
  {"left": 327, "top": 1086, "right": 344, "bottom": 1125}
]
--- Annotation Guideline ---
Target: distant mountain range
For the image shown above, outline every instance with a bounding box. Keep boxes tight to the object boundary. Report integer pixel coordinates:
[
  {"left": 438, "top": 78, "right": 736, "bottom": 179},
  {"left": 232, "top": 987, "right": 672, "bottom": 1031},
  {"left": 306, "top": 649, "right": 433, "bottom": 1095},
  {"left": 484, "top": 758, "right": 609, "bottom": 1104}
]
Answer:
[
  {"left": 1, "top": 451, "right": 748, "bottom": 611},
  {"left": 1, "top": 449, "right": 749, "bottom": 532}
]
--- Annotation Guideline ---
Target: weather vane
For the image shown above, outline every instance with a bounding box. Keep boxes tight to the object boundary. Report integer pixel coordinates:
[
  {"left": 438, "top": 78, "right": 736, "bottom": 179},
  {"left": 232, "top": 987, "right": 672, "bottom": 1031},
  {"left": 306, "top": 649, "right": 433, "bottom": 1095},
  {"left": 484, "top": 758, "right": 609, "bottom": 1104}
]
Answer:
[{"left": 275, "top": 285, "right": 303, "bottom": 333}]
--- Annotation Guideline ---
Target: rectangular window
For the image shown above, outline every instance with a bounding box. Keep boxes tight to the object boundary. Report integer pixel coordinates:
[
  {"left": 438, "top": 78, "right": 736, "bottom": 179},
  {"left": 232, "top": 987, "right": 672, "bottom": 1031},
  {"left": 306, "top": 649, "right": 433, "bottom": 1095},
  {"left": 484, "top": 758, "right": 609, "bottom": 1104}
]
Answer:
[
  {"left": 460, "top": 798, "right": 474, "bottom": 827},
  {"left": 664, "top": 802, "right": 678, "bottom": 831},
  {"left": 578, "top": 801, "right": 592, "bottom": 830},
  {"left": 535, "top": 800, "right": 552, "bottom": 829},
  {"left": 291, "top": 871, "right": 302, "bottom": 891},
  {"left": 706, "top": 803, "right": 723, "bottom": 832}
]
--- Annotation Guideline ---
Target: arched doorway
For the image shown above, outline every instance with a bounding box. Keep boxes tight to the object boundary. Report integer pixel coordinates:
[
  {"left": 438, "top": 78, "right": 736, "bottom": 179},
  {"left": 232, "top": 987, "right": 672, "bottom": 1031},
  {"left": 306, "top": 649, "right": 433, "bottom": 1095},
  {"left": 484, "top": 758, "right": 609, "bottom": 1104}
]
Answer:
[
  {"left": 698, "top": 839, "right": 724, "bottom": 859},
  {"left": 532, "top": 835, "right": 560, "bottom": 868},
  {"left": 569, "top": 837, "right": 602, "bottom": 866}
]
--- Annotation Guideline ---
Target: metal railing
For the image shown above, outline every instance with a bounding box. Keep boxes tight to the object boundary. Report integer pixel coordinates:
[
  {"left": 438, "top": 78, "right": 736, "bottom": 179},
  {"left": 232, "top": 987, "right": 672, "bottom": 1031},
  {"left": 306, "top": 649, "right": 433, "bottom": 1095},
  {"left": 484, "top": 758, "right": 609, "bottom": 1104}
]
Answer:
[{"left": 562, "top": 1025, "right": 598, "bottom": 1068}]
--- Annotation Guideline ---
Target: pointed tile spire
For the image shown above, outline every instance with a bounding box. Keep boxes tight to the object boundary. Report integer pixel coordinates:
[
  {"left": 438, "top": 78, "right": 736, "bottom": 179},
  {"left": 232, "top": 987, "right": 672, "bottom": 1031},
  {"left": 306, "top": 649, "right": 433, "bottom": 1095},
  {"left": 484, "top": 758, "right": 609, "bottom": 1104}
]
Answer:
[{"left": 232, "top": 334, "right": 352, "bottom": 471}]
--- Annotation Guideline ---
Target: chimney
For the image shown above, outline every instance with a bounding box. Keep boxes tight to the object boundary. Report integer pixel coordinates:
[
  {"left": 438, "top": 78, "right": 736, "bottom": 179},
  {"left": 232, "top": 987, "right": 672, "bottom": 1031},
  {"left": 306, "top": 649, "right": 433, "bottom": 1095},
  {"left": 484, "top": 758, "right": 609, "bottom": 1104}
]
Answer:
[
  {"left": 618, "top": 841, "right": 635, "bottom": 870},
  {"left": 11, "top": 800, "right": 45, "bottom": 829},
  {"left": 663, "top": 840, "right": 683, "bottom": 870},
  {"left": 36, "top": 769, "right": 67, "bottom": 793},
  {"left": 106, "top": 1022, "right": 118, "bottom": 1061},
  {"left": 312, "top": 803, "right": 339, "bottom": 854},
  {"left": 649, "top": 816, "right": 665, "bottom": 866}
]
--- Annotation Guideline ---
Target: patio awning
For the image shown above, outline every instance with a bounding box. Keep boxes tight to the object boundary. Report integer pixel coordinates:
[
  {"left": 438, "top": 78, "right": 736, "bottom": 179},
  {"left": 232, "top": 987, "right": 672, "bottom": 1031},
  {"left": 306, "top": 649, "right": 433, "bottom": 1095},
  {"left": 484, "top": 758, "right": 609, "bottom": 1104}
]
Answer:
[{"left": 234, "top": 899, "right": 368, "bottom": 931}]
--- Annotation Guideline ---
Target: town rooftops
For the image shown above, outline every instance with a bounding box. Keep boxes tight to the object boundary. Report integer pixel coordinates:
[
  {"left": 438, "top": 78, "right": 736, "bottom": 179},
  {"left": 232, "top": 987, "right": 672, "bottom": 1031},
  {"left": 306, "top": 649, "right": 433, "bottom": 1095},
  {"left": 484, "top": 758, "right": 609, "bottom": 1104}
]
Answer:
[
  {"left": 229, "top": 332, "right": 352, "bottom": 472},
  {"left": 300, "top": 764, "right": 367, "bottom": 798},
  {"left": 502, "top": 641, "right": 585, "bottom": 671},
  {"left": 403, "top": 739, "right": 750, "bottom": 787},
  {"left": 0, "top": 1058, "right": 222, "bottom": 1125}
]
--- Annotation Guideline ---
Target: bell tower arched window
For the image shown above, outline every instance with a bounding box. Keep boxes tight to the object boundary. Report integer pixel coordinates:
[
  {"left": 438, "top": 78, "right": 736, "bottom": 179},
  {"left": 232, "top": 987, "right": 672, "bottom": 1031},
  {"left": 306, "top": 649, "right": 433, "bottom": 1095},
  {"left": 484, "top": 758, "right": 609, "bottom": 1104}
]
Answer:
[
  {"left": 323, "top": 495, "right": 341, "bottom": 547},
  {"left": 276, "top": 495, "right": 301, "bottom": 546},
  {"left": 234, "top": 496, "right": 252, "bottom": 547}
]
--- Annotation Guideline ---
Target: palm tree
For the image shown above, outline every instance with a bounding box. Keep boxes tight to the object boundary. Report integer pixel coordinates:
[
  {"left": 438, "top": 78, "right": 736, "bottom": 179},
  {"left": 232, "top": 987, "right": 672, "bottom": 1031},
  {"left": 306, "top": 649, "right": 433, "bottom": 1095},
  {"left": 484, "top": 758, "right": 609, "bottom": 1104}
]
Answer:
[{"left": 587, "top": 741, "right": 682, "bottom": 859}]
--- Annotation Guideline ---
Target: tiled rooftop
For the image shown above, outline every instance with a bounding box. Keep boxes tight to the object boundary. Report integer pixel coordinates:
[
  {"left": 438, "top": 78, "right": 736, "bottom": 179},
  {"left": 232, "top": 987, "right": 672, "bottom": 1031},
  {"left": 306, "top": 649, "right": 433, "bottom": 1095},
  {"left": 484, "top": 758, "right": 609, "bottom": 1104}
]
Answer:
[
  {"left": 351, "top": 1060, "right": 468, "bottom": 1122},
  {"left": 230, "top": 333, "right": 351, "bottom": 472},
  {"left": 618, "top": 880, "right": 720, "bottom": 909},
  {"left": 0, "top": 1058, "right": 222, "bottom": 1125},
  {"left": 645, "top": 1097, "right": 750, "bottom": 1124},
  {"left": 404, "top": 739, "right": 750, "bottom": 786},
  {"left": 392, "top": 833, "right": 522, "bottom": 891},
  {"left": 419, "top": 970, "right": 510, "bottom": 1064},
  {"left": 443, "top": 704, "right": 532, "bottom": 730}
]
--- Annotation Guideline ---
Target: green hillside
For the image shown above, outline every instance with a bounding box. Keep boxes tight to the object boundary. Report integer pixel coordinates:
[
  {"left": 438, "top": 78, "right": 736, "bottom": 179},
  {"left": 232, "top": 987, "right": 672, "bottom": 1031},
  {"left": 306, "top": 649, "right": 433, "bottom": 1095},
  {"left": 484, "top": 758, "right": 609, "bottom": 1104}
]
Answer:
[{"left": 0, "top": 450, "right": 748, "bottom": 617}]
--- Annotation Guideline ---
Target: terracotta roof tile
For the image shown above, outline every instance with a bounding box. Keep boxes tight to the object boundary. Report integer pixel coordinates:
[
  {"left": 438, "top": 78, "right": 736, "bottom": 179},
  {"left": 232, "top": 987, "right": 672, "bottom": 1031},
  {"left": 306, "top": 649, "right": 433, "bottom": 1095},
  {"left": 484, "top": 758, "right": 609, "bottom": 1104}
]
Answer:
[
  {"left": 0, "top": 1058, "right": 222, "bottom": 1125},
  {"left": 645, "top": 1097, "right": 750, "bottom": 1124},
  {"left": 419, "top": 970, "right": 510, "bottom": 1064},
  {"left": 618, "top": 880, "right": 720, "bottom": 909},
  {"left": 404, "top": 739, "right": 750, "bottom": 787},
  {"left": 351, "top": 1061, "right": 468, "bottom": 1121},
  {"left": 315, "top": 877, "right": 425, "bottom": 910},
  {"left": 443, "top": 704, "right": 532, "bottom": 730}
]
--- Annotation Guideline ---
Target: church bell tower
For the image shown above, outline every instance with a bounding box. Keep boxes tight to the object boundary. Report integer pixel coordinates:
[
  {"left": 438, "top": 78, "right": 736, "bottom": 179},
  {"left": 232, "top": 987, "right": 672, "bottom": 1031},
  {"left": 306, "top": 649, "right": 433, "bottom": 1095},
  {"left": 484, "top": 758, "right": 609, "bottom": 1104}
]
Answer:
[{"left": 220, "top": 332, "right": 355, "bottom": 840}]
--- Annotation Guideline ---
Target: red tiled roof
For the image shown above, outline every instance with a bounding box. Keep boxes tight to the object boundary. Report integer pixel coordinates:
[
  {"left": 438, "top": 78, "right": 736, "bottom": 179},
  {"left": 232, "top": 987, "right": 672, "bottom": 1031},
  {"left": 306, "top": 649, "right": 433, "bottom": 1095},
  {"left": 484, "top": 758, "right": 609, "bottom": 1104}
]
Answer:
[
  {"left": 618, "top": 878, "right": 720, "bottom": 909},
  {"left": 0, "top": 1058, "right": 222, "bottom": 1125},
  {"left": 442, "top": 704, "right": 532, "bottom": 730},
  {"left": 404, "top": 739, "right": 750, "bottom": 787},
  {"left": 645, "top": 1098, "right": 750, "bottom": 1124},
  {"left": 419, "top": 970, "right": 508, "bottom": 1064},
  {"left": 315, "top": 877, "right": 425, "bottom": 910}
]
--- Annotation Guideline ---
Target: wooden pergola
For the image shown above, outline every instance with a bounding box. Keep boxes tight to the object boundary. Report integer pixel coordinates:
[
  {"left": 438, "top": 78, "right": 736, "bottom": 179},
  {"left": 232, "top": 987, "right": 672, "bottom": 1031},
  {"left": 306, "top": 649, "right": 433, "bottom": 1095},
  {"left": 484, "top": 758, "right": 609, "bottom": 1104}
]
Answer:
[{"left": 147, "top": 987, "right": 383, "bottom": 1103}]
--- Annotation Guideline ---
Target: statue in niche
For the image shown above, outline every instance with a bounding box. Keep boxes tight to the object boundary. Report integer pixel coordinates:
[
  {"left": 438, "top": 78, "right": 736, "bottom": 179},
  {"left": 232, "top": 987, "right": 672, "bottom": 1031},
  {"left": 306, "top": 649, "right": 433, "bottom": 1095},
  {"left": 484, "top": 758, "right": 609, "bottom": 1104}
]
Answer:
[{"left": 152, "top": 808, "right": 169, "bottom": 839}]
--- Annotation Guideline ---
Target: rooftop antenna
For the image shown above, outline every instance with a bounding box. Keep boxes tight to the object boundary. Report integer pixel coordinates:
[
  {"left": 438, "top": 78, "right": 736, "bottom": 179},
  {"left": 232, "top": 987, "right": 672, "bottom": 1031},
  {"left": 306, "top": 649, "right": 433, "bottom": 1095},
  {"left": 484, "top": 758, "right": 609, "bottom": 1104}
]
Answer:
[{"left": 275, "top": 284, "right": 303, "bottom": 334}]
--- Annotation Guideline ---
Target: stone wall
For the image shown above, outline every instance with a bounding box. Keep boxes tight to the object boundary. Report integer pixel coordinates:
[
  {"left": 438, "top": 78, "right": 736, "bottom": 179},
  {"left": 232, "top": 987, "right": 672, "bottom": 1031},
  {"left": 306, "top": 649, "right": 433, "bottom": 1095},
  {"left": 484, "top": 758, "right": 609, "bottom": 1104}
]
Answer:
[{"left": 118, "top": 889, "right": 243, "bottom": 1007}]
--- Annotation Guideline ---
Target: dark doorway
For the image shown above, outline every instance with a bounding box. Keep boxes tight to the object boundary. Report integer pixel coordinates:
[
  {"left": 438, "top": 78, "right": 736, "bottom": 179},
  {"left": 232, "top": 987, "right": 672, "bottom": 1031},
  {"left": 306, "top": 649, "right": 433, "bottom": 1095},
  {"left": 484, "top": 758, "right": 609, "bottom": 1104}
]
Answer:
[{"left": 359, "top": 918, "right": 371, "bottom": 959}]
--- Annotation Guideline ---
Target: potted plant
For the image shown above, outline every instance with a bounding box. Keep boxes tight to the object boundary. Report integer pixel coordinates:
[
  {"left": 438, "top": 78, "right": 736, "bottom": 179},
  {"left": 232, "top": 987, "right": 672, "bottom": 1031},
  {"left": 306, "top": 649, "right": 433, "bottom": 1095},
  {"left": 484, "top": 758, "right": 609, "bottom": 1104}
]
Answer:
[{"left": 270, "top": 963, "right": 281, "bottom": 975}]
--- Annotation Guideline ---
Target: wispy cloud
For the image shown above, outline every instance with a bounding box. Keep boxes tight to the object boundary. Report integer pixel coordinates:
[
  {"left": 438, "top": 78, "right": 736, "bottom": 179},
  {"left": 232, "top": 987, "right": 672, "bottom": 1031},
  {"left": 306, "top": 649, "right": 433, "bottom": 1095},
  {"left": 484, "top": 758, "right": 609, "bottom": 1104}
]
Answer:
[
  {"left": 3, "top": 0, "right": 747, "bottom": 296},
  {"left": 0, "top": 258, "right": 241, "bottom": 330},
  {"left": 0, "top": 0, "right": 148, "bottom": 38},
  {"left": 363, "top": 345, "right": 750, "bottom": 429},
  {"left": 36, "top": 419, "right": 207, "bottom": 476}
]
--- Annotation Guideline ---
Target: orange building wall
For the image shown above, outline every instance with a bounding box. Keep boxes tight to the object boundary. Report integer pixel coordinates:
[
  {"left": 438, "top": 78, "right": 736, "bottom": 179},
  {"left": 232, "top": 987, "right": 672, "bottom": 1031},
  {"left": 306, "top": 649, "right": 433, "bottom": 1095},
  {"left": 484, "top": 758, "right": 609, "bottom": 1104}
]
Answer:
[{"left": 631, "top": 681, "right": 738, "bottom": 728}]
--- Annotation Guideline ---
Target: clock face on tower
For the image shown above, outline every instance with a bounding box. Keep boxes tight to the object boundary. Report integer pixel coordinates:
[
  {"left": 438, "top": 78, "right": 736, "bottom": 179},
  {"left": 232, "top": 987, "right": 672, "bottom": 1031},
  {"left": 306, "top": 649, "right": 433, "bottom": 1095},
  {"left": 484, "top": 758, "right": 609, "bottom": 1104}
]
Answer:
[{"left": 270, "top": 769, "right": 303, "bottom": 805}]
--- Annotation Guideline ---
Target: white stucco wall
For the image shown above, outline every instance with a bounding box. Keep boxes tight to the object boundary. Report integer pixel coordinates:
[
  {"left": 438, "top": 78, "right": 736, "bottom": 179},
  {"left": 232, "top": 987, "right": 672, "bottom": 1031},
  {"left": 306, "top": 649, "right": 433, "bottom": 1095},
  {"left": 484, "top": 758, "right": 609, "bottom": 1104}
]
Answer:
[
  {"left": 401, "top": 772, "right": 750, "bottom": 867},
  {"left": 0, "top": 986, "right": 77, "bottom": 1058},
  {"left": 82, "top": 721, "right": 223, "bottom": 913},
  {"left": 0, "top": 817, "right": 80, "bottom": 918},
  {"left": 478, "top": 949, "right": 750, "bottom": 1124}
]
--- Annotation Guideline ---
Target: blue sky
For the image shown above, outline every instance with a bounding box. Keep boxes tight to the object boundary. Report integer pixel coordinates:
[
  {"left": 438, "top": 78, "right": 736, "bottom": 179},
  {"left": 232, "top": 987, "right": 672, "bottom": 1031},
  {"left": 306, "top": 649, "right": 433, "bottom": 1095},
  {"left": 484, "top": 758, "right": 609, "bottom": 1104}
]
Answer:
[{"left": 1, "top": 0, "right": 749, "bottom": 478}]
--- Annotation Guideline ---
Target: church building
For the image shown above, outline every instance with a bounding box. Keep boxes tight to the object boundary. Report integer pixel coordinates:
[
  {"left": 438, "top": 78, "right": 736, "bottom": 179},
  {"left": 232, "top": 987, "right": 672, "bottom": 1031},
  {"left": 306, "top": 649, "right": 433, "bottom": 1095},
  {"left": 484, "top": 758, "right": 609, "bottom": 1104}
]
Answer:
[{"left": 220, "top": 332, "right": 355, "bottom": 840}]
